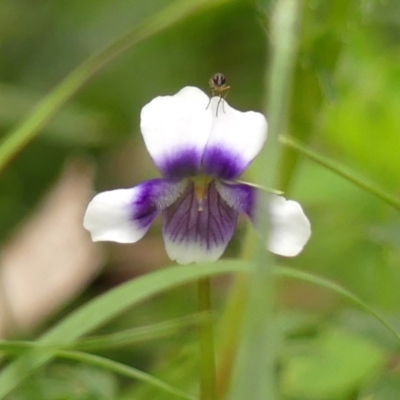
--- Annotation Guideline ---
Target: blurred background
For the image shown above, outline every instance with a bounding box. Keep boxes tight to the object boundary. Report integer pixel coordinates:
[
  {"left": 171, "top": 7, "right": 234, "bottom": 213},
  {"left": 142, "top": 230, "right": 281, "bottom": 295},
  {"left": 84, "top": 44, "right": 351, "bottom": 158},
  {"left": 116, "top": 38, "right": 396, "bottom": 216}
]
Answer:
[{"left": 0, "top": 0, "right": 399, "bottom": 398}]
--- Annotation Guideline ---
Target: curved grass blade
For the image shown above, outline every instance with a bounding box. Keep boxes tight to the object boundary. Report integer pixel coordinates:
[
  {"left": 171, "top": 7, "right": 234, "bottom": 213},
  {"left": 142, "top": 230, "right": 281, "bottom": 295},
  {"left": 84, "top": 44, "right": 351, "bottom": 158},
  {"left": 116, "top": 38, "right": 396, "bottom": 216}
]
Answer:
[
  {"left": 280, "top": 135, "right": 400, "bottom": 211},
  {"left": 276, "top": 265, "right": 400, "bottom": 343},
  {"left": 73, "top": 313, "right": 205, "bottom": 351},
  {"left": 0, "top": 260, "right": 249, "bottom": 398},
  {"left": 0, "top": 344, "right": 196, "bottom": 400},
  {"left": 0, "top": 0, "right": 228, "bottom": 173},
  {"left": 56, "top": 350, "right": 196, "bottom": 400},
  {"left": 0, "top": 314, "right": 205, "bottom": 354}
]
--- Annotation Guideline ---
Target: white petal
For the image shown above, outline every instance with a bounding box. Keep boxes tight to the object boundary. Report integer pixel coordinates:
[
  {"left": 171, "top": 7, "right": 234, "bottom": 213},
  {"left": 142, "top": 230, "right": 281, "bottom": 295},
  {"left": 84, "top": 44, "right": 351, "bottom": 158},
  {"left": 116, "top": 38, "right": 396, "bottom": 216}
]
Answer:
[
  {"left": 84, "top": 189, "right": 149, "bottom": 243},
  {"left": 140, "top": 86, "right": 212, "bottom": 178},
  {"left": 163, "top": 239, "right": 228, "bottom": 265},
  {"left": 268, "top": 196, "right": 311, "bottom": 257},
  {"left": 202, "top": 97, "right": 268, "bottom": 179},
  {"left": 83, "top": 179, "right": 186, "bottom": 243}
]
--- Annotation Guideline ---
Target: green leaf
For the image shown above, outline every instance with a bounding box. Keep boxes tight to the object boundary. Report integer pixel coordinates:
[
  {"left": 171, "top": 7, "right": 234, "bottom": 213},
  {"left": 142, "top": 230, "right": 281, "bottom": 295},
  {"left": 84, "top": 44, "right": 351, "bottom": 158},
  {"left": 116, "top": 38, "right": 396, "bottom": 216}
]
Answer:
[
  {"left": 281, "top": 329, "right": 386, "bottom": 399},
  {"left": 360, "top": 373, "right": 400, "bottom": 399}
]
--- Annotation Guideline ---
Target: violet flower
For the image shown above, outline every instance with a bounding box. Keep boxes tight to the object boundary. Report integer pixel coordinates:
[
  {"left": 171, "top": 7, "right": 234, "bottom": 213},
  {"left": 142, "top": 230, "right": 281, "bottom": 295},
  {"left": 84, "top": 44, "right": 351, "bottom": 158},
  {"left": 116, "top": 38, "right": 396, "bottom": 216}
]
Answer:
[{"left": 83, "top": 87, "right": 311, "bottom": 264}]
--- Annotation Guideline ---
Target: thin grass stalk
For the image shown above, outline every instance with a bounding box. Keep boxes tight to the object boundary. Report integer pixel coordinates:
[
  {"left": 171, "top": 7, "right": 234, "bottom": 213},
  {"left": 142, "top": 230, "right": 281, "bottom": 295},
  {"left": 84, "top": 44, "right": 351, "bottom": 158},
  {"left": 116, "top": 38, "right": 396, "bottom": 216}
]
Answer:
[
  {"left": 228, "top": 1, "right": 303, "bottom": 399},
  {"left": 280, "top": 135, "right": 400, "bottom": 211},
  {"left": 198, "top": 277, "right": 217, "bottom": 400}
]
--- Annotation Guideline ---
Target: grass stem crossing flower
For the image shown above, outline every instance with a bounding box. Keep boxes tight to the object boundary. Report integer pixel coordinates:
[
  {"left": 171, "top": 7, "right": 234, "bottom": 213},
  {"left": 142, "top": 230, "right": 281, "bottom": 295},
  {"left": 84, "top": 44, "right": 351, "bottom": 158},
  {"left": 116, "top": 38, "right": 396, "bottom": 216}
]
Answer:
[{"left": 83, "top": 87, "right": 311, "bottom": 264}]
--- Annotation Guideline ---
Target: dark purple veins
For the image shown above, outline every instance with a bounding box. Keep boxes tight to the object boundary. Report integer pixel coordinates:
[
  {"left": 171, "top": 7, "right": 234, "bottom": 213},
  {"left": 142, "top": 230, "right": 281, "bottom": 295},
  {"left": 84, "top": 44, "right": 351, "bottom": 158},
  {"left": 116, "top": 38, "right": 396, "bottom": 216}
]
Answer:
[{"left": 162, "top": 180, "right": 238, "bottom": 251}]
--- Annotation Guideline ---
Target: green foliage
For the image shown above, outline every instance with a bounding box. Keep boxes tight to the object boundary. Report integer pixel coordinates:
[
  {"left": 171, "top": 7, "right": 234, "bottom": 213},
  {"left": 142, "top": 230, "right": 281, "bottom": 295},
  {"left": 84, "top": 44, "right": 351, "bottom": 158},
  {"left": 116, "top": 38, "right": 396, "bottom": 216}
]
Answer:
[
  {"left": 37, "top": 364, "right": 118, "bottom": 400},
  {"left": 281, "top": 329, "right": 386, "bottom": 399}
]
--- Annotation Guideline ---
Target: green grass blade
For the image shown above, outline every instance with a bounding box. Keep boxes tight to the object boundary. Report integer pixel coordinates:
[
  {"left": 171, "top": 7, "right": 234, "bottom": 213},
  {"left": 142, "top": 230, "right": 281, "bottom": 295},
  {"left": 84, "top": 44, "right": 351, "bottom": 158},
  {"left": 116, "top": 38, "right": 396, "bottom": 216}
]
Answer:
[
  {"left": 229, "top": 1, "right": 303, "bottom": 399},
  {"left": 0, "top": 0, "right": 228, "bottom": 173},
  {"left": 1, "top": 267, "right": 398, "bottom": 350},
  {"left": 0, "top": 260, "right": 249, "bottom": 398},
  {"left": 276, "top": 265, "right": 400, "bottom": 343},
  {"left": 55, "top": 350, "right": 196, "bottom": 400},
  {"left": 280, "top": 135, "right": 400, "bottom": 211},
  {"left": 197, "top": 277, "right": 216, "bottom": 400},
  {"left": 73, "top": 313, "right": 205, "bottom": 351},
  {"left": 0, "top": 314, "right": 205, "bottom": 354}
]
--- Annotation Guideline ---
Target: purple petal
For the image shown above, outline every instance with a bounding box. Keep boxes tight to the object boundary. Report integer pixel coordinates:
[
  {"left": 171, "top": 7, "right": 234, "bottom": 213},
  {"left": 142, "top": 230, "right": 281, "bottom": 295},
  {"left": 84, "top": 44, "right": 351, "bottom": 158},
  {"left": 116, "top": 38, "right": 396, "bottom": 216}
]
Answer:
[
  {"left": 162, "top": 180, "right": 238, "bottom": 264},
  {"left": 202, "top": 147, "right": 245, "bottom": 180},
  {"left": 158, "top": 148, "right": 201, "bottom": 179},
  {"left": 215, "top": 181, "right": 255, "bottom": 216},
  {"left": 83, "top": 178, "right": 187, "bottom": 243}
]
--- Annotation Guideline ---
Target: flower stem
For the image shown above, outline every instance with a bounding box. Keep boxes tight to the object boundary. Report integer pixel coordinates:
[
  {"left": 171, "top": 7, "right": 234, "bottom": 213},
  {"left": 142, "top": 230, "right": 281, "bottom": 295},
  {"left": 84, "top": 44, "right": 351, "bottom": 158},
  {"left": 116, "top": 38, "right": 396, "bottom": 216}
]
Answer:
[{"left": 197, "top": 277, "right": 216, "bottom": 400}]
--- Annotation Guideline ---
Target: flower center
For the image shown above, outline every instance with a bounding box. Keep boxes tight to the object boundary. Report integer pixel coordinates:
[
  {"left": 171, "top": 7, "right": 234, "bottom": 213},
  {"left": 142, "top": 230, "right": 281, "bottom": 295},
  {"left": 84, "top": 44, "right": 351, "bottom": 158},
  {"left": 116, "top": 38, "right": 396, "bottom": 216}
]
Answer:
[{"left": 192, "top": 175, "right": 213, "bottom": 212}]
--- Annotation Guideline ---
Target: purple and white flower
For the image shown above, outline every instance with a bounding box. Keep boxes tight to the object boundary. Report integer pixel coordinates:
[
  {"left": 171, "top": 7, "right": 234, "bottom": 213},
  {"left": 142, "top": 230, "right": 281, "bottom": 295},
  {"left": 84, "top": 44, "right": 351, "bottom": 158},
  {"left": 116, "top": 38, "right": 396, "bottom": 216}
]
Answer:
[{"left": 83, "top": 87, "right": 311, "bottom": 264}]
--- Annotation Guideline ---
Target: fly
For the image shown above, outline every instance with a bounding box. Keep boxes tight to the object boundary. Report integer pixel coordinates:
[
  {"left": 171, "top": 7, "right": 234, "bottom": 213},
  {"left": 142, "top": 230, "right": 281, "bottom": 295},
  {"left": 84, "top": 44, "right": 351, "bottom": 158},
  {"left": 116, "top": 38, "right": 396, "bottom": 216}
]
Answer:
[{"left": 206, "top": 72, "right": 230, "bottom": 116}]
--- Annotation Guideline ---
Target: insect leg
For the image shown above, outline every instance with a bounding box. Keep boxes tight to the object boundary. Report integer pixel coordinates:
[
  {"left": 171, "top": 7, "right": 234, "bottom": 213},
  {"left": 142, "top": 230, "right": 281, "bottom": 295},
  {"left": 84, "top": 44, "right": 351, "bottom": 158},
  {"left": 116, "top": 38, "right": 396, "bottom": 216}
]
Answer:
[{"left": 221, "top": 87, "right": 230, "bottom": 114}]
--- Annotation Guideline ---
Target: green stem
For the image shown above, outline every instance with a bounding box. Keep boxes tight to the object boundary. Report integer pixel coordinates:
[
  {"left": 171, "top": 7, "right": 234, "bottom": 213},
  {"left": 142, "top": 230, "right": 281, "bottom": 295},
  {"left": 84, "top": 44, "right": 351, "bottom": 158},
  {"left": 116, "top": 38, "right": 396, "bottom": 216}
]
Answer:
[
  {"left": 197, "top": 277, "right": 216, "bottom": 400},
  {"left": 280, "top": 135, "right": 400, "bottom": 211},
  {"left": 215, "top": 274, "right": 248, "bottom": 399}
]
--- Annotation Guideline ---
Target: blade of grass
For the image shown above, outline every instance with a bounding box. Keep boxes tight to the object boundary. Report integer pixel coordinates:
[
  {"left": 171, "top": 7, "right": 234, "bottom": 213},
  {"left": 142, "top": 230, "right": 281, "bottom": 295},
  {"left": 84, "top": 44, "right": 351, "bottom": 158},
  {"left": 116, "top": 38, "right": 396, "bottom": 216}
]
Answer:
[
  {"left": 229, "top": 1, "right": 303, "bottom": 399},
  {"left": 0, "top": 314, "right": 206, "bottom": 355},
  {"left": 275, "top": 265, "right": 400, "bottom": 343},
  {"left": 215, "top": 273, "right": 248, "bottom": 399},
  {"left": 197, "top": 277, "right": 216, "bottom": 400},
  {"left": 73, "top": 313, "right": 206, "bottom": 351},
  {"left": 56, "top": 350, "right": 197, "bottom": 400},
  {"left": 1, "top": 267, "right": 398, "bottom": 353},
  {"left": 280, "top": 135, "right": 400, "bottom": 211},
  {"left": 0, "top": 0, "right": 228, "bottom": 174},
  {"left": 0, "top": 260, "right": 250, "bottom": 398},
  {"left": 0, "top": 346, "right": 196, "bottom": 399}
]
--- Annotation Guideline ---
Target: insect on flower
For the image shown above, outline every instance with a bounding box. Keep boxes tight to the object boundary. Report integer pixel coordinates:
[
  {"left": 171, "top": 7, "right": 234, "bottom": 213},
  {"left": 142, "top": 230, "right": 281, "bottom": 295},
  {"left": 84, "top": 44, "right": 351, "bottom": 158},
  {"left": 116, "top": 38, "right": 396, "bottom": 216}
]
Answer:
[{"left": 206, "top": 72, "right": 230, "bottom": 116}]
